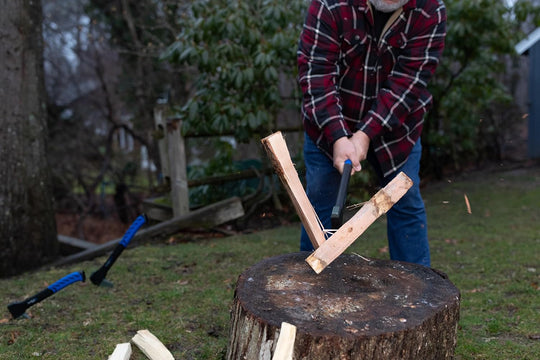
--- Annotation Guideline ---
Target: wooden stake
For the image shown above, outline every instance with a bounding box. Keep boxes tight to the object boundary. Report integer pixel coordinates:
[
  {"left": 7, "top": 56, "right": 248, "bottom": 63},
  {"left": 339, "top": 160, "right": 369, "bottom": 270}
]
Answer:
[
  {"left": 167, "top": 118, "right": 190, "bottom": 217},
  {"left": 272, "top": 322, "right": 297, "bottom": 360},
  {"left": 108, "top": 343, "right": 132, "bottom": 360},
  {"left": 131, "top": 329, "right": 175, "bottom": 360},
  {"left": 261, "top": 132, "right": 325, "bottom": 249},
  {"left": 306, "top": 172, "right": 413, "bottom": 274}
]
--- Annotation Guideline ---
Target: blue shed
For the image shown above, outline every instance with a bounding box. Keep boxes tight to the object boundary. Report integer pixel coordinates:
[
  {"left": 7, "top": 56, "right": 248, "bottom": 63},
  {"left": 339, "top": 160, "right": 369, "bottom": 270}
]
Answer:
[{"left": 516, "top": 27, "right": 540, "bottom": 159}]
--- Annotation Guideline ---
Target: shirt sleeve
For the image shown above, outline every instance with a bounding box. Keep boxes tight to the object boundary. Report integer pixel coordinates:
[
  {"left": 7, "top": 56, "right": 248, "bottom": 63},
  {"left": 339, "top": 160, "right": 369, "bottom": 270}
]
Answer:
[
  {"left": 358, "top": 4, "right": 447, "bottom": 140},
  {"left": 297, "top": 0, "right": 352, "bottom": 145}
]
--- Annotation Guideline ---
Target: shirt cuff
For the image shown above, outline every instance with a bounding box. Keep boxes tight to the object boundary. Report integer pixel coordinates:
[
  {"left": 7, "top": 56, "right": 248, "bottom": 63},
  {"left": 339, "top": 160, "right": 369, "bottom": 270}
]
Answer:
[
  {"left": 357, "top": 115, "right": 383, "bottom": 140},
  {"left": 324, "top": 124, "right": 352, "bottom": 146}
]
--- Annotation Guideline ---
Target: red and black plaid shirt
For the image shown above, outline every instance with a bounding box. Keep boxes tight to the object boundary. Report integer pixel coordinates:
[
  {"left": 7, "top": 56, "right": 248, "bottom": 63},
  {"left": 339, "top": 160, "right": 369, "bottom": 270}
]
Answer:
[{"left": 298, "top": 0, "right": 446, "bottom": 176}]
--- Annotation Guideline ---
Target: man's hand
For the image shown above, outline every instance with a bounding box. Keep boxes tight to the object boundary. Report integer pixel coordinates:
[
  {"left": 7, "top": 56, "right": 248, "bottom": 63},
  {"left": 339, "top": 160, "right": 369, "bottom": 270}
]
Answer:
[
  {"left": 332, "top": 131, "right": 370, "bottom": 174},
  {"left": 332, "top": 137, "right": 362, "bottom": 174},
  {"left": 351, "top": 130, "right": 370, "bottom": 165}
]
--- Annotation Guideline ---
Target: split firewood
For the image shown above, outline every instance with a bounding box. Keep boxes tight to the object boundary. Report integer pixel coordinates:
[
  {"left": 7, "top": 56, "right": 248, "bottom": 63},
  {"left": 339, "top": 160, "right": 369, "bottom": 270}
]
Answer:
[
  {"left": 272, "top": 322, "right": 297, "bottom": 360},
  {"left": 108, "top": 343, "right": 132, "bottom": 360},
  {"left": 306, "top": 172, "right": 413, "bottom": 274},
  {"left": 261, "top": 132, "right": 325, "bottom": 249},
  {"left": 131, "top": 329, "right": 175, "bottom": 360}
]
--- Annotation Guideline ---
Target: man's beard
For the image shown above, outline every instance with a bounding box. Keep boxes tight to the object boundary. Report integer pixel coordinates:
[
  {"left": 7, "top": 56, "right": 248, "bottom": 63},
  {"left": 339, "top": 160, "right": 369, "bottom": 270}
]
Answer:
[{"left": 369, "top": 0, "right": 409, "bottom": 12}]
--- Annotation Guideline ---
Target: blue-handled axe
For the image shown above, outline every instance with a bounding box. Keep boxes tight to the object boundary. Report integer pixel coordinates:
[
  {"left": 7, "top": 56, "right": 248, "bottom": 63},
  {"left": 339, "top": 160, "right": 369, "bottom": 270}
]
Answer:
[
  {"left": 7, "top": 271, "right": 86, "bottom": 319},
  {"left": 90, "top": 214, "right": 147, "bottom": 287}
]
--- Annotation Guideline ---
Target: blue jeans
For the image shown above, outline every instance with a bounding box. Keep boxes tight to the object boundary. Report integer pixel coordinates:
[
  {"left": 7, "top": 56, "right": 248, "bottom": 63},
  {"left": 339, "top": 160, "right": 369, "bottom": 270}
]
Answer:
[{"left": 300, "top": 133, "right": 430, "bottom": 267}]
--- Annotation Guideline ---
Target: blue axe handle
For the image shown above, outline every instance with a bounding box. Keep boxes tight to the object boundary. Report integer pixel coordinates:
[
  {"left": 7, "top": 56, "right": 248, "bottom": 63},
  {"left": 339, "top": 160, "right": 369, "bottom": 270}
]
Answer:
[
  {"left": 7, "top": 271, "right": 86, "bottom": 319},
  {"left": 90, "top": 214, "right": 147, "bottom": 286}
]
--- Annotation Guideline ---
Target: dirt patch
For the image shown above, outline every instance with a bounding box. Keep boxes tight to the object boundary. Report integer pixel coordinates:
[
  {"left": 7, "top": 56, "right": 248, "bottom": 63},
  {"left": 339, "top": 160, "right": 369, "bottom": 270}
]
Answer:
[
  {"left": 55, "top": 213, "right": 130, "bottom": 244},
  {"left": 55, "top": 201, "right": 296, "bottom": 245}
]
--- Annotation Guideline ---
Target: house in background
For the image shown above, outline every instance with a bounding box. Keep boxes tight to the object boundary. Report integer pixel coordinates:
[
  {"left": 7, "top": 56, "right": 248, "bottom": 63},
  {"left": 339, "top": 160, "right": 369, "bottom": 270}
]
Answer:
[{"left": 516, "top": 27, "right": 540, "bottom": 159}]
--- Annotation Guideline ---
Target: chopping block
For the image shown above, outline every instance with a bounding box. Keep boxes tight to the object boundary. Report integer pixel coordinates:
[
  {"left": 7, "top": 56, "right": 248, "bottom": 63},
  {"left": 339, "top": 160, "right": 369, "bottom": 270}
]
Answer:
[{"left": 226, "top": 252, "right": 460, "bottom": 360}]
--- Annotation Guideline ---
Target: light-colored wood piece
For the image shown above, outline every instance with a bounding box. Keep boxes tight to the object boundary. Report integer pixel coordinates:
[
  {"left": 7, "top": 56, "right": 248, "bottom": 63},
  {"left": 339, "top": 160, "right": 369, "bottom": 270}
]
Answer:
[
  {"left": 167, "top": 118, "right": 189, "bottom": 217},
  {"left": 108, "top": 342, "right": 132, "bottom": 360},
  {"left": 272, "top": 322, "right": 297, "bottom": 360},
  {"left": 131, "top": 329, "right": 175, "bottom": 360},
  {"left": 306, "top": 172, "right": 413, "bottom": 274},
  {"left": 261, "top": 132, "right": 325, "bottom": 249}
]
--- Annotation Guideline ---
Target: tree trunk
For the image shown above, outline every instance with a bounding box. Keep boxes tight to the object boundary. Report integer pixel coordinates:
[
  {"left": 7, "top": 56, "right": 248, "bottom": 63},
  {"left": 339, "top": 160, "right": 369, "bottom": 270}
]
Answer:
[
  {"left": 0, "top": 0, "right": 58, "bottom": 277},
  {"left": 227, "top": 252, "right": 460, "bottom": 360}
]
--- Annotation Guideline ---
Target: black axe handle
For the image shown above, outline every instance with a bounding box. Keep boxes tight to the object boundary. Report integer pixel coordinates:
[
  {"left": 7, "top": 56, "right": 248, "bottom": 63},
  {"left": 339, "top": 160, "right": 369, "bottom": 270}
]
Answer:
[
  {"left": 7, "top": 271, "right": 86, "bottom": 319},
  {"left": 90, "top": 213, "right": 147, "bottom": 286},
  {"left": 331, "top": 159, "right": 352, "bottom": 228}
]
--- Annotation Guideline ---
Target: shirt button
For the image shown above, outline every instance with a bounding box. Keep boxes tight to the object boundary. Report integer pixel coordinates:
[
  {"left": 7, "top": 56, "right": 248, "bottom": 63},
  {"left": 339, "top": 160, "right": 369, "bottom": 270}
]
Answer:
[{"left": 354, "top": 35, "right": 360, "bottom": 41}]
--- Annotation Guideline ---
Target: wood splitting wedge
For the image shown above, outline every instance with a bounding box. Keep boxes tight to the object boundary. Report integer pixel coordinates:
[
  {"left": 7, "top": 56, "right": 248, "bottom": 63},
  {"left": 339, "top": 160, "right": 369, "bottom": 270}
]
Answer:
[
  {"left": 90, "top": 213, "right": 147, "bottom": 287},
  {"left": 7, "top": 271, "right": 86, "bottom": 319},
  {"left": 331, "top": 159, "right": 352, "bottom": 229}
]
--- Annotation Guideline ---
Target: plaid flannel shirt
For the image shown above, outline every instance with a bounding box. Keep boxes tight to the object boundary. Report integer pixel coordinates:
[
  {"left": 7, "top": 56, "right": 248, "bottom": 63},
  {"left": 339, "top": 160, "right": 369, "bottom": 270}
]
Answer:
[{"left": 298, "top": 0, "right": 446, "bottom": 176}]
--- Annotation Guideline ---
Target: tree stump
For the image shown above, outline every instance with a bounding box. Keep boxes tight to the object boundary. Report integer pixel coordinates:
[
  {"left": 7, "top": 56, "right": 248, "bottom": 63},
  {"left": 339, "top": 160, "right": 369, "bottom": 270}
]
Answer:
[{"left": 227, "top": 252, "right": 460, "bottom": 360}]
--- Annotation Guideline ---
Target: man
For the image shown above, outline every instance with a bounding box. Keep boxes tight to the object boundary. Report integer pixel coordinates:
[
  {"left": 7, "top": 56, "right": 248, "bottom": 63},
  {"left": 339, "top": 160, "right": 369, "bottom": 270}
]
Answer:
[{"left": 297, "top": 0, "right": 446, "bottom": 266}]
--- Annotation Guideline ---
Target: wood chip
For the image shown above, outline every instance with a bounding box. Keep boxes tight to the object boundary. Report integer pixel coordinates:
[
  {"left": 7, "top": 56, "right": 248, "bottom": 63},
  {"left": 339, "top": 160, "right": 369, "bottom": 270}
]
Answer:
[
  {"left": 131, "top": 329, "right": 175, "bottom": 360},
  {"left": 108, "top": 343, "right": 132, "bottom": 360}
]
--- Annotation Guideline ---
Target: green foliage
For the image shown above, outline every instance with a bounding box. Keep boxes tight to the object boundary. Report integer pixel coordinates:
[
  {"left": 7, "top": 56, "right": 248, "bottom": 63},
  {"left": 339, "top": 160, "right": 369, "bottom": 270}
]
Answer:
[
  {"left": 187, "top": 139, "right": 261, "bottom": 207},
  {"left": 424, "top": 0, "right": 540, "bottom": 175},
  {"left": 163, "top": 0, "right": 540, "bottom": 179},
  {"left": 162, "top": 0, "right": 307, "bottom": 142}
]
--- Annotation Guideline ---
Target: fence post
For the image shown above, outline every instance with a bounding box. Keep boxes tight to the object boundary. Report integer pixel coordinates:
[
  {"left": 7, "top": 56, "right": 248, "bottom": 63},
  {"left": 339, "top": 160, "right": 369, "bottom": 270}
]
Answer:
[
  {"left": 154, "top": 106, "right": 170, "bottom": 181},
  {"left": 167, "top": 117, "right": 190, "bottom": 217}
]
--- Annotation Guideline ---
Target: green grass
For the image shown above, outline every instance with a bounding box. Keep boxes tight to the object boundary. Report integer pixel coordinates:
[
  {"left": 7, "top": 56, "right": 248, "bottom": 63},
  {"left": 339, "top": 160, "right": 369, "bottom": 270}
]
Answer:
[{"left": 1, "top": 165, "right": 539, "bottom": 359}]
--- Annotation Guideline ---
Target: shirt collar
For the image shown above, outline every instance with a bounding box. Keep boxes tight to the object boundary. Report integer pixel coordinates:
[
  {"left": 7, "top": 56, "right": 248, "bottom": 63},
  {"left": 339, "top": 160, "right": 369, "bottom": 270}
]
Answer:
[{"left": 349, "top": 0, "right": 417, "bottom": 11}]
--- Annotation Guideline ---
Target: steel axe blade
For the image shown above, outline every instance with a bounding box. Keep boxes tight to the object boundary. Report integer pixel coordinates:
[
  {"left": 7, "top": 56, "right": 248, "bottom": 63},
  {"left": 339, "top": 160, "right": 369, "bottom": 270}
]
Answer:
[
  {"left": 90, "top": 214, "right": 147, "bottom": 287},
  {"left": 331, "top": 159, "right": 352, "bottom": 229},
  {"left": 7, "top": 271, "right": 86, "bottom": 319}
]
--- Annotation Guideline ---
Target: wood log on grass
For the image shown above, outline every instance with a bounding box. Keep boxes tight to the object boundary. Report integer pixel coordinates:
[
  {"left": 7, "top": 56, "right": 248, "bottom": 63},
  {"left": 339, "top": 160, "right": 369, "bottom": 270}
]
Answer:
[
  {"left": 227, "top": 252, "right": 460, "bottom": 360},
  {"left": 108, "top": 343, "right": 132, "bottom": 360},
  {"left": 131, "top": 329, "right": 175, "bottom": 360}
]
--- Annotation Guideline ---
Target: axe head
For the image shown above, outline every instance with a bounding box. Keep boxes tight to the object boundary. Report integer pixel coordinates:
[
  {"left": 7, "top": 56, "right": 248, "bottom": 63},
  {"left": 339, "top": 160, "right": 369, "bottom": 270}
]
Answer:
[
  {"left": 7, "top": 302, "right": 31, "bottom": 319},
  {"left": 330, "top": 160, "right": 353, "bottom": 228},
  {"left": 90, "top": 267, "right": 114, "bottom": 288}
]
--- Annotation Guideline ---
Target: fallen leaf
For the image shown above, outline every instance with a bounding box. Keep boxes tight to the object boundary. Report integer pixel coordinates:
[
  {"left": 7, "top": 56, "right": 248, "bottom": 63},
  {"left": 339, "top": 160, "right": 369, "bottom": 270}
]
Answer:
[
  {"left": 378, "top": 246, "right": 388, "bottom": 254},
  {"left": 466, "top": 288, "right": 484, "bottom": 293}
]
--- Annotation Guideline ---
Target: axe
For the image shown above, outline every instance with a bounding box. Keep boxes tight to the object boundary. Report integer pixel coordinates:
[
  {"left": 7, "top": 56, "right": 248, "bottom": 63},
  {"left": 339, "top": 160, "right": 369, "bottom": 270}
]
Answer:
[
  {"left": 7, "top": 271, "right": 86, "bottom": 319},
  {"left": 331, "top": 159, "right": 352, "bottom": 228},
  {"left": 90, "top": 214, "right": 147, "bottom": 287}
]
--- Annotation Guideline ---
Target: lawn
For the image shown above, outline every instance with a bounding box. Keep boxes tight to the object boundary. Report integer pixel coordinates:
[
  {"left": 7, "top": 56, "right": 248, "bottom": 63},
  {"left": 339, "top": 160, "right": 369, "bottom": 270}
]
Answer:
[{"left": 1, "top": 164, "right": 539, "bottom": 359}]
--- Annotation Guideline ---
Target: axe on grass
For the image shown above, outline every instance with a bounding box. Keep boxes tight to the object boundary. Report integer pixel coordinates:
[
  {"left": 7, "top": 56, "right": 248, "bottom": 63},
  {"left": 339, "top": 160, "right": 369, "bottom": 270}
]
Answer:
[
  {"left": 90, "top": 214, "right": 147, "bottom": 287},
  {"left": 331, "top": 159, "right": 353, "bottom": 229},
  {"left": 7, "top": 271, "right": 86, "bottom": 319}
]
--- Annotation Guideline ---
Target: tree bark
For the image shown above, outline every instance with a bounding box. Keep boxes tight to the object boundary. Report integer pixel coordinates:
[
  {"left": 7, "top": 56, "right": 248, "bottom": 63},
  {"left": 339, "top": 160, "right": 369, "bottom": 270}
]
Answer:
[
  {"left": 0, "top": 0, "right": 58, "bottom": 277},
  {"left": 227, "top": 252, "right": 460, "bottom": 360}
]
